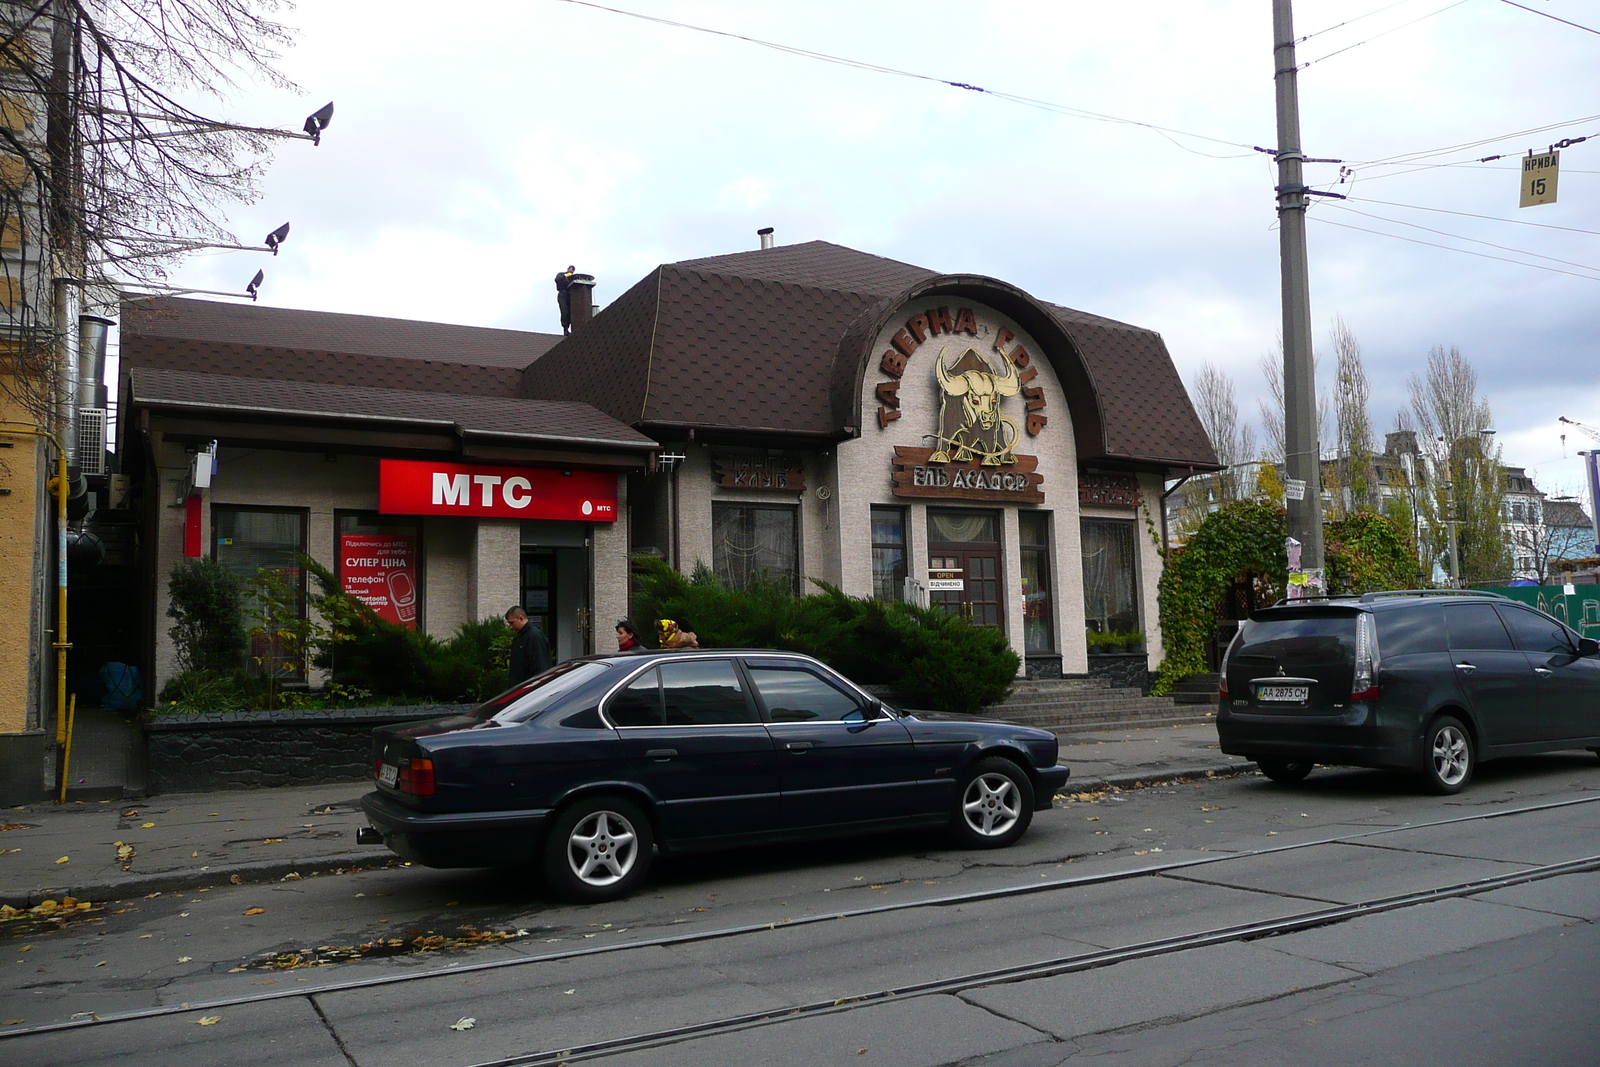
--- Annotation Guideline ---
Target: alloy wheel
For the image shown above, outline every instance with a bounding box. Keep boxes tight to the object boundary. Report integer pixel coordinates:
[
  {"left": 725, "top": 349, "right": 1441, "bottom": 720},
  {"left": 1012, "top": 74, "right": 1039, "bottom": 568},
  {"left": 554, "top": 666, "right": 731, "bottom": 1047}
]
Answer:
[
  {"left": 1432, "top": 724, "right": 1470, "bottom": 786},
  {"left": 565, "top": 809, "right": 639, "bottom": 886},
  {"left": 962, "top": 772, "right": 1022, "bottom": 837}
]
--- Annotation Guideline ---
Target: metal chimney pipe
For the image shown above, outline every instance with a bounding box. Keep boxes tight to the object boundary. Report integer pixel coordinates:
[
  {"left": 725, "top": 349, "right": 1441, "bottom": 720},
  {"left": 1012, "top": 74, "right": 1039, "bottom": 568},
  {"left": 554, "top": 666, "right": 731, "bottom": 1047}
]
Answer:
[
  {"left": 567, "top": 273, "right": 596, "bottom": 332},
  {"left": 78, "top": 315, "right": 112, "bottom": 408},
  {"left": 757, "top": 227, "right": 774, "bottom": 250},
  {"left": 53, "top": 278, "right": 79, "bottom": 468}
]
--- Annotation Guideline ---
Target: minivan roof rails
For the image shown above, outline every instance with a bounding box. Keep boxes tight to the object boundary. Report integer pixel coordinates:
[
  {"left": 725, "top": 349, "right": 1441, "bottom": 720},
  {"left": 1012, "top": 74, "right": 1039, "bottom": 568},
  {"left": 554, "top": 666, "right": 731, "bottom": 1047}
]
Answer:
[{"left": 1358, "top": 589, "right": 1509, "bottom": 603}]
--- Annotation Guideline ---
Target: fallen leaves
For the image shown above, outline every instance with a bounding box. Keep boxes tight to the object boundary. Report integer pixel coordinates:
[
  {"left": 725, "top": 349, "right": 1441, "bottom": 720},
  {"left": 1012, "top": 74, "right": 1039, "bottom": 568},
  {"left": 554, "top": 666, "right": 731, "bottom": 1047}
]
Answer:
[
  {"left": 1200, "top": 805, "right": 1220, "bottom": 812},
  {"left": 115, "top": 843, "right": 135, "bottom": 862},
  {"left": 0, "top": 823, "right": 31, "bottom": 832},
  {"left": 177, "top": 956, "right": 192, "bottom": 963},
  {"left": 262, "top": 838, "right": 284, "bottom": 844},
  {"left": 53, "top": 856, "right": 68, "bottom": 865},
  {"left": 229, "top": 875, "right": 243, "bottom": 885},
  {"left": 449, "top": 1018, "right": 475, "bottom": 1031},
  {"left": 242, "top": 907, "right": 266, "bottom": 916},
  {"left": 195, "top": 1016, "right": 220, "bottom": 1026},
  {"left": 252, "top": 928, "right": 527, "bottom": 970},
  {"left": 94, "top": 961, "right": 107, "bottom": 967},
  {"left": 140, "top": 822, "right": 155, "bottom": 829}
]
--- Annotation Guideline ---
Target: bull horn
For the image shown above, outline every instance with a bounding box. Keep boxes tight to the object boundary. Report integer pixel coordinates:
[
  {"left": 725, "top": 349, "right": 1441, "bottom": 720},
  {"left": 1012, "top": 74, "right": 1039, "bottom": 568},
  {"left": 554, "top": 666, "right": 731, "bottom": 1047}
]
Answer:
[
  {"left": 936, "top": 347, "right": 970, "bottom": 396},
  {"left": 992, "top": 351, "right": 1020, "bottom": 397}
]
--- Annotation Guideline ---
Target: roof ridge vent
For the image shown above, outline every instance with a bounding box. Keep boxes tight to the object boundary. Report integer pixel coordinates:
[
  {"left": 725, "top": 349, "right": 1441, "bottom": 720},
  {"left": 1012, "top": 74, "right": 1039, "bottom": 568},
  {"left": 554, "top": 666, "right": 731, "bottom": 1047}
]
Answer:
[{"left": 757, "top": 227, "right": 775, "bottom": 250}]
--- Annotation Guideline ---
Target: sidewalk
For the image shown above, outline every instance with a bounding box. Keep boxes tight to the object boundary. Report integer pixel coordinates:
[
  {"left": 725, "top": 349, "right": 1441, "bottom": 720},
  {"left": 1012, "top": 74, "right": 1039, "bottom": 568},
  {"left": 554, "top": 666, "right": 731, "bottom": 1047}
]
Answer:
[{"left": 0, "top": 723, "right": 1247, "bottom": 907}]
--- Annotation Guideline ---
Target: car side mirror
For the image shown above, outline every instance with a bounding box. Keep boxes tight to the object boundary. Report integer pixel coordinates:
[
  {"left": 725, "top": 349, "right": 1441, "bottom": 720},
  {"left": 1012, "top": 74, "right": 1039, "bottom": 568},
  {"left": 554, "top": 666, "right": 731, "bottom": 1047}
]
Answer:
[{"left": 1579, "top": 637, "right": 1599, "bottom": 657}]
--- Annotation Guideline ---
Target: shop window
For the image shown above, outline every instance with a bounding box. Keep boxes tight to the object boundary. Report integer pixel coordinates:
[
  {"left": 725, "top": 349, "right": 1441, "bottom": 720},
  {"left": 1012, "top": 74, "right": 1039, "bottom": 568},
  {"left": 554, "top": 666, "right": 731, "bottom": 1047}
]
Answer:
[
  {"left": 1020, "top": 511, "right": 1055, "bottom": 653},
  {"left": 336, "top": 512, "right": 421, "bottom": 630},
  {"left": 1081, "top": 518, "right": 1139, "bottom": 637},
  {"left": 870, "top": 505, "right": 907, "bottom": 601},
  {"left": 212, "top": 506, "right": 307, "bottom": 677},
  {"left": 928, "top": 509, "right": 997, "bottom": 544},
  {"left": 713, "top": 503, "right": 798, "bottom": 592}
]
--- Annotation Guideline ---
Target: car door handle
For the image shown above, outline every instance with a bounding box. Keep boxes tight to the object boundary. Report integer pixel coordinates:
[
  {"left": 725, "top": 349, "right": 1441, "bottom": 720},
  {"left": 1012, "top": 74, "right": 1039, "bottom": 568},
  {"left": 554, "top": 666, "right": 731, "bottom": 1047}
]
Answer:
[
  {"left": 785, "top": 741, "right": 814, "bottom": 751},
  {"left": 1534, "top": 667, "right": 1552, "bottom": 675},
  {"left": 646, "top": 748, "right": 677, "bottom": 760},
  {"left": 1454, "top": 663, "right": 1477, "bottom": 672}
]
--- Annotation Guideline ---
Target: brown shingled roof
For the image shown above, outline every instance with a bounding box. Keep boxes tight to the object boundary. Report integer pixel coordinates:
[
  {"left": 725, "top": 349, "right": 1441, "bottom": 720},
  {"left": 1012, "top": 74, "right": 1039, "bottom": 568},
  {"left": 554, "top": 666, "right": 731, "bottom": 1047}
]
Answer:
[
  {"left": 123, "top": 297, "right": 561, "bottom": 370},
  {"left": 129, "top": 367, "right": 655, "bottom": 450},
  {"left": 120, "top": 335, "right": 523, "bottom": 399},
  {"left": 522, "top": 240, "right": 1218, "bottom": 469}
]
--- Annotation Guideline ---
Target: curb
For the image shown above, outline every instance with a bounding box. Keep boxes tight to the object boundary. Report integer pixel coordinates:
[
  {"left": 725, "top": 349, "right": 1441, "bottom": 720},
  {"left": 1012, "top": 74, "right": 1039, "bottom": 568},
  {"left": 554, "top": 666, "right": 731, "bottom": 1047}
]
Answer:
[
  {"left": 1, "top": 848, "right": 398, "bottom": 909},
  {"left": 1060, "top": 761, "right": 1258, "bottom": 795}
]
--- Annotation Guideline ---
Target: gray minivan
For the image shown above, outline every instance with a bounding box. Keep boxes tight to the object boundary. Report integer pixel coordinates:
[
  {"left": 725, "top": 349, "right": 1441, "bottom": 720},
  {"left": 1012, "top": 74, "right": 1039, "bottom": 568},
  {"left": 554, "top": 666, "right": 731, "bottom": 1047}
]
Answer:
[{"left": 1216, "top": 591, "right": 1600, "bottom": 793}]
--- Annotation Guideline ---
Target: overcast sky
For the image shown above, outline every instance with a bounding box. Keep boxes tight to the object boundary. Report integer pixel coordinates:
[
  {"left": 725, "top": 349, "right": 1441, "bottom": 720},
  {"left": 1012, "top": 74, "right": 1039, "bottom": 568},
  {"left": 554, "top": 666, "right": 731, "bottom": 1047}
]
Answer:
[{"left": 149, "top": 0, "right": 1600, "bottom": 499}]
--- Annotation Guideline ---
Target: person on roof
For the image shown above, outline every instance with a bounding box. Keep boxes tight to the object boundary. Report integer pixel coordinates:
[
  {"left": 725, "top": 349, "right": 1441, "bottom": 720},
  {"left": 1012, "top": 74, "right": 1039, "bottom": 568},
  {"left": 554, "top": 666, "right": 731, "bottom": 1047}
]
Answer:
[{"left": 554, "top": 265, "right": 576, "bottom": 334}]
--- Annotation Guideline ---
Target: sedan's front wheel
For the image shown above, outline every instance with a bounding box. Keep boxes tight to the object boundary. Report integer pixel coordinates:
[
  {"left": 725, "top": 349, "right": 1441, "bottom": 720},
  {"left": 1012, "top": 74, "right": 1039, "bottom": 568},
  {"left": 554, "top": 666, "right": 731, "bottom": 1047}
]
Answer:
[
  {"left": 543, "top": 796, "right": 654, "bottom": 902},
  {"left": 950, "top": 757, "right": 1034, "bottom": 849}
]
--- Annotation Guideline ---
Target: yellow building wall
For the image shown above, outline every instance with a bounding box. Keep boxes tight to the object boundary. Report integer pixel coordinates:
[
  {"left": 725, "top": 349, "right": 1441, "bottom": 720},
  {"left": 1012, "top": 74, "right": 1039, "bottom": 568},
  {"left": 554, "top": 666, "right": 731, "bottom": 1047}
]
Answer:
[{"left": 0, "top": 377, "right": 43, "bottom": 735}]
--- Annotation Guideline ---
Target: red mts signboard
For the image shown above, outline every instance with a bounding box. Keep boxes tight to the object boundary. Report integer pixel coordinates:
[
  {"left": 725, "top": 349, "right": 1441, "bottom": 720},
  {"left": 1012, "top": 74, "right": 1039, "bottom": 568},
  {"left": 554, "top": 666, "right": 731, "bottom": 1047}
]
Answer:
[
  {"left": 340, "top": 533, "right": 418, "bottom": 629},
  {"left": 378, "top": 459, "right": 618, "bottom": 522}
]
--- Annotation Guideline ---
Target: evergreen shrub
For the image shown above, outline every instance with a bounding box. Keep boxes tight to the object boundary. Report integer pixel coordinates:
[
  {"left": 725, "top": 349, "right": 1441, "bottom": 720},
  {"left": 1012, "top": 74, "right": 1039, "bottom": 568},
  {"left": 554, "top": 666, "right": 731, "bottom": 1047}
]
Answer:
[
  {"left": 631, "top": 556, "right": 1018, "bottom": 713},
  {"left": 166, "top": 558, "right": 247, "bottom": 673}
]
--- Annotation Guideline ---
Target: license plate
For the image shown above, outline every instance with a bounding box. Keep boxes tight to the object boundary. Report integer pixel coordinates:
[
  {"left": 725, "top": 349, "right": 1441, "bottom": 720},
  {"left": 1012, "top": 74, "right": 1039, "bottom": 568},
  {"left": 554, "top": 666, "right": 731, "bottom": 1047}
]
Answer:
[
  {"left": 379, "top": 763, "right": 398, "bottom": 786},
  {"left": 1258, "top": 685, "right": 1310, "bottom": 703}
]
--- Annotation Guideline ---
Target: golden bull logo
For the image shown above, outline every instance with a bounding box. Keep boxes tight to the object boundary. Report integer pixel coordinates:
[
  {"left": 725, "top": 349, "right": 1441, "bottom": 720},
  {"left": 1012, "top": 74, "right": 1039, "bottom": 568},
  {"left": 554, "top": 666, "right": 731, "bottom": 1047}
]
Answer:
[{"left": 928, "top": 346, "right": 1021, "bottom": 467}]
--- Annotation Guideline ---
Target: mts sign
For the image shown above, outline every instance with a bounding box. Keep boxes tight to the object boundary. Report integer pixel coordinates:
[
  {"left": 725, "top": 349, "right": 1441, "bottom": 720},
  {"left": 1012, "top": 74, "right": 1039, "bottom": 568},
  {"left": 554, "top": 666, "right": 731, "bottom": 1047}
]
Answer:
[{"left": 378, "top": 459, "right": 617, "bottom": 521}]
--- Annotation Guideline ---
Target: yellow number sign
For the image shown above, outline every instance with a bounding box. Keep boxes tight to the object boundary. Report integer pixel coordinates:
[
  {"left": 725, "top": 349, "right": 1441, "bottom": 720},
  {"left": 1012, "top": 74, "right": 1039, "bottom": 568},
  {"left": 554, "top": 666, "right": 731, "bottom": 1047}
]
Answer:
[{"left": 1520, "top": 151, "right": 1559, "bottom": 208}]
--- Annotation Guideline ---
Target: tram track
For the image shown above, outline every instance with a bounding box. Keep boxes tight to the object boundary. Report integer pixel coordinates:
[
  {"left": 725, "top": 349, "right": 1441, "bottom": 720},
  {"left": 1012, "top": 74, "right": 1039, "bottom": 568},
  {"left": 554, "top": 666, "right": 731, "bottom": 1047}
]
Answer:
[{"left": 3, "top": 791, "right": 1597, "bottom": 1047}]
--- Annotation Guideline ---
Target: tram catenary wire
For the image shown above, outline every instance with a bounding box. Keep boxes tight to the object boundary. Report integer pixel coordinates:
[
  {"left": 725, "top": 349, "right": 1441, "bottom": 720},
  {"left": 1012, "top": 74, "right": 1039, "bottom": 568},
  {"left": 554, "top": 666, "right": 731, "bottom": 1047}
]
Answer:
[{"left": 2, "top": 791, "right": 1598, "bottom": 1042}]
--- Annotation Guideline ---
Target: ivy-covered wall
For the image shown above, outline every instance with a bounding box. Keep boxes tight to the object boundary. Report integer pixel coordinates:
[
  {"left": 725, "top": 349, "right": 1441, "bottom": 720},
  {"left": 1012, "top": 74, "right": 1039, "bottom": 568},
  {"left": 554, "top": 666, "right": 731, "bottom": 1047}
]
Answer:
[{"left": 1153, "top": 503, "right": 1419, "bottom": 693}]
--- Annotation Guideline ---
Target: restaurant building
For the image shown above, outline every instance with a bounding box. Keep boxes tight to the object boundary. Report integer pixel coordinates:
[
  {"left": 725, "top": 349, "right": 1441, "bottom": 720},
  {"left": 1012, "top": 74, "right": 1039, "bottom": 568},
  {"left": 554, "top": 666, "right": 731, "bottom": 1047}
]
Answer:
[{"left": 118, "top": 238, "right": 1216, "bottom": 697}]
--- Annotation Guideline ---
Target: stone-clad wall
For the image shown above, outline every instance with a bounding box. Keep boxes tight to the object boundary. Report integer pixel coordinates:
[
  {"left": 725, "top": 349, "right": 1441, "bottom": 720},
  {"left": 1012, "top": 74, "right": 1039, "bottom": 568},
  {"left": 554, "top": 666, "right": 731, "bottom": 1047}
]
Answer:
[{"left": 142, "top": 706, "right": 471, "bottom": 793}]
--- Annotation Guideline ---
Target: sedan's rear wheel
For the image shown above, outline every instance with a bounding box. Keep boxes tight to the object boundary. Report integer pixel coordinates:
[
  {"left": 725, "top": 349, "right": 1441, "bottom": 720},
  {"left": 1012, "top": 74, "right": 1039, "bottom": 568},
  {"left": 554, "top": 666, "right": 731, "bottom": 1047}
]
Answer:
[
  {"left": 1421, "top": 715, "right": 1474, "bottom": 795},
  {"left": 1256, "top": 758, "right": 1314, "bottom": 784},
  {"left": 950, "top": 757, "right": 1034, "bottom": 849},
  {"left": 542, "top": 796, "right": 653, "bottom": 902}
]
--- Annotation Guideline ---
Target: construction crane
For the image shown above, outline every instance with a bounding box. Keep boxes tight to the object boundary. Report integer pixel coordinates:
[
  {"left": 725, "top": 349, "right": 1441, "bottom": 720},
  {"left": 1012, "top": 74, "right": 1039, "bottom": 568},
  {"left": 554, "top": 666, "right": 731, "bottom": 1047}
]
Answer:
[
  {"left": 1559, "top": 417, "right": 1600, "bottom": 557},
  {"left": 1561, "top": 415, "right": 1600, "bottom": 444}
]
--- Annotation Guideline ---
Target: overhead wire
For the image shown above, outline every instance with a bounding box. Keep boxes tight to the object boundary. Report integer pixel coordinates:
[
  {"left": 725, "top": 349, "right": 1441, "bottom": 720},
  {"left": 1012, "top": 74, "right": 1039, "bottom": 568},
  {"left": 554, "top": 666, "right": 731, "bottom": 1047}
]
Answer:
[
  {"left": 1497, "top": 0, "right": 1600, "bottom": 38},
  {"left": 1345, "top": 194, "right": 1600, "bottom": 238},
  {"left": 1299, "top": 0, "right": 1471, "bottom": 69},
  {"left": 1310, "top": 215, "right": 1600, "bottom": 283},
  {"left": 1298, "top": 0, "right": 1433, "bottom": 43},
  {"left": 549, "top": 0, "right": 1260, "bottom": 157},
  {"left": 1323, "top": 201, "right": 1600, "bottom": 274}
]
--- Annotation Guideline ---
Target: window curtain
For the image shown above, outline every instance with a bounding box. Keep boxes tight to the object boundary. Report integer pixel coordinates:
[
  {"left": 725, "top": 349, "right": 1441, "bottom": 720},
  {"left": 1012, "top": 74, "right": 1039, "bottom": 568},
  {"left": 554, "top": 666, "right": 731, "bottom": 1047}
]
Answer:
[{"left": 1080, "top": 519, "right": 1138, "bottom": 633}]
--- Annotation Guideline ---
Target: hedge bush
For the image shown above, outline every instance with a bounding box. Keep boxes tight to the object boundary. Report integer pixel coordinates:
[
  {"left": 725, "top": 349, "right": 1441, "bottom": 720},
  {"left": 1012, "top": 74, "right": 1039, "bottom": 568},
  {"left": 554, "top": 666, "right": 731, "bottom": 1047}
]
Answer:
[
  {"left": 631, "top": 556, "right": 1018, "bottom": 712},
  {"left": 166, "top": 558, "right": 247, "bottom": 673}
]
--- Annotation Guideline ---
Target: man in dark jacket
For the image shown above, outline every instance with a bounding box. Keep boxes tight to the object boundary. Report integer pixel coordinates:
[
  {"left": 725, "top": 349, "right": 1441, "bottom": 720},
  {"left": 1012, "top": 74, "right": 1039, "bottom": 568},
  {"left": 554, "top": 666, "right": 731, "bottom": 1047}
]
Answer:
[{"left": 505, "top": 605, "right": 552, "bottom": 685}]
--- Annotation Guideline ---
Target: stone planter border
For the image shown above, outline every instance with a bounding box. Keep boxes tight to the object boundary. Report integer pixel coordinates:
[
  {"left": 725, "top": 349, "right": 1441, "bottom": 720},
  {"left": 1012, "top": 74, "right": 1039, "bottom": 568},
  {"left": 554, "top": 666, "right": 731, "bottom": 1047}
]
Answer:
[
  {"left": 141, "top": 704, "right": 474, "bottom": 794},
  {"left": 1086, "top": 651, "right": 1154, "bottom": 695}
]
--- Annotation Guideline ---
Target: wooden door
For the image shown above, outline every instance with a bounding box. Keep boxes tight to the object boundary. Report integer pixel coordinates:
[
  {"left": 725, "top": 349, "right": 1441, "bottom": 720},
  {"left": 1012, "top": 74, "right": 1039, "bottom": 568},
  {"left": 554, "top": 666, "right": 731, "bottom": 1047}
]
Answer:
[{"left": 929, "top": 550, "right": 1003, "bottom": 629}]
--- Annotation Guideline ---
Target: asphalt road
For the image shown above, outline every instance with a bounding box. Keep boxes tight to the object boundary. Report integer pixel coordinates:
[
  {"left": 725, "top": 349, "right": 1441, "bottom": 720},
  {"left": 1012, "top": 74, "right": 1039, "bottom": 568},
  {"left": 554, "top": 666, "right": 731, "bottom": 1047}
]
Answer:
[{"left": 4, "top": 752, "right": 1599, "bottom": 1067}]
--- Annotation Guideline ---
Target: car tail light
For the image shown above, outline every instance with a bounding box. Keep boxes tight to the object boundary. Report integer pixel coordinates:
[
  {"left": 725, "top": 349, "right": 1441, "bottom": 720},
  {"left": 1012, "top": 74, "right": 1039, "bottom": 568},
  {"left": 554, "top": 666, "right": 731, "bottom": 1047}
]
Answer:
[
  {"left": 1218, "top": 629, "right": 1239, "bottom": 700},
  {"left": 371, "top": 756, "right": 383, "bottom": 780},
  {"left": 1352, "top": 613, "right": 1380, "bottom": 701},
  {"left": 398, "top": 758, "right": 435, "bottom": 796}
]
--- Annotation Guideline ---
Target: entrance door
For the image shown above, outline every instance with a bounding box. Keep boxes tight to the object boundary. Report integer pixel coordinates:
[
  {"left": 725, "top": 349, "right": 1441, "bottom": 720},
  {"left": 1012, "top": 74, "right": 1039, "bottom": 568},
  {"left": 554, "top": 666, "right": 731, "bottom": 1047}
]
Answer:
[
  {"left": 520, "top": 546, "right": 592, "bottom": 661},
  {"left": 929, "top": 551, "right": 1002, "bottom": 627},
  {"left": 927, "top": 507, "right": 1004, "bottom": 630}
]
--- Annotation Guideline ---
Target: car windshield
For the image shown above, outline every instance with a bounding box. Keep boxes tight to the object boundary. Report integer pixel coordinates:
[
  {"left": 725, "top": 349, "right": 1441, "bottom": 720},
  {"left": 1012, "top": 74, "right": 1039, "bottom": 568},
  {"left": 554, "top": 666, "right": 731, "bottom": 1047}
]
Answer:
[{"left": 467, "top": 661, "right": 615, "bottom": 723}]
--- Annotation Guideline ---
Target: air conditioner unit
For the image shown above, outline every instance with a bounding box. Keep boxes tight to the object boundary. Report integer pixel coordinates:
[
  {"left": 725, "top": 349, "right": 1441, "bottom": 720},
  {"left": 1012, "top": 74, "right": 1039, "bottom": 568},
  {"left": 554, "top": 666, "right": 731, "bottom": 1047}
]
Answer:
[{"left": 76, "top": 408, "right": 107, "bottom": 476}]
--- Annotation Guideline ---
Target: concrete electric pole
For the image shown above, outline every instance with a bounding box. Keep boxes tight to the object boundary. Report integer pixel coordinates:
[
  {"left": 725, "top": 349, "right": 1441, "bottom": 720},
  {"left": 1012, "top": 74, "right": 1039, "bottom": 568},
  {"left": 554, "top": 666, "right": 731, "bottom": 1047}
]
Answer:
[{"left": 1273, "top": 0, "right": 1325, "bottom": 596}]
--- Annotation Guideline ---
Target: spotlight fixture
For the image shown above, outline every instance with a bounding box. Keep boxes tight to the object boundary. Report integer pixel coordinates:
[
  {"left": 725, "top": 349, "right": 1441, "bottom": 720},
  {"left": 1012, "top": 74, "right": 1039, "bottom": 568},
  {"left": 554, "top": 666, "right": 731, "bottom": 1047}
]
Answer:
[
  {"left": 303, "top": 102, "right": 334, "bottom": 145},
  {"left": 246, "top": 269, "right": 264, "bottom": 300},
  {"left": 264, "top": 222, "right": 290, "bottom": 254}
]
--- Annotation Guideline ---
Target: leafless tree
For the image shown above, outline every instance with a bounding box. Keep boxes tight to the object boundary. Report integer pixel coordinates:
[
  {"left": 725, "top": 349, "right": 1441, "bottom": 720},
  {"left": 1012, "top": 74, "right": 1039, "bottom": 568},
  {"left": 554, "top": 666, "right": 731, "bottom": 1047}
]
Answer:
[
  {"left": 1257, "top": 341, "right": 1327, "bottom": 466},
  {"left": 0, "top": 0, "right": 301, "bottom": 422},
  {"left": 1192, "top": 361, "right": 1255, "bottom": 502},
  {"left": 1407, "top": 345, "right": 1508, "bottom": 584},
  {"left": 1329, "top": 316, "right": 1375, "bottom": 515}
]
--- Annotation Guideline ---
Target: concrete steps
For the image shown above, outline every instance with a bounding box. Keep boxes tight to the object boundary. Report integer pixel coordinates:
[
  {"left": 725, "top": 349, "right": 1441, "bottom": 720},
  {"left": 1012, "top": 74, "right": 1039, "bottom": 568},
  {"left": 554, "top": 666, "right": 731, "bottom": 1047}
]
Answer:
[{"left": 980, "top": 675, "right": 1219, "bottom": 735}]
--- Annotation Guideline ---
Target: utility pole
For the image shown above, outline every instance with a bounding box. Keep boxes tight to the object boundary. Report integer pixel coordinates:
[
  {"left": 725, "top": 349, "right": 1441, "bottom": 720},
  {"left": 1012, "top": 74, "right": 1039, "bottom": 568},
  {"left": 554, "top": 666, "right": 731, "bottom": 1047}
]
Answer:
[{"left": 1273, "top": 0, "right": 1324, "bottom": 596}]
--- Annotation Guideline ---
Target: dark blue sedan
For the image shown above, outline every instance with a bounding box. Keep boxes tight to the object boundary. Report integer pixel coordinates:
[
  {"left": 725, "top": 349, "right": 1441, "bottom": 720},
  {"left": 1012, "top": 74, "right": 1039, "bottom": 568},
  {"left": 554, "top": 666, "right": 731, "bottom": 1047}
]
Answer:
[{"left": 361, "top": 650, "right": 1070, "bottom": 901}]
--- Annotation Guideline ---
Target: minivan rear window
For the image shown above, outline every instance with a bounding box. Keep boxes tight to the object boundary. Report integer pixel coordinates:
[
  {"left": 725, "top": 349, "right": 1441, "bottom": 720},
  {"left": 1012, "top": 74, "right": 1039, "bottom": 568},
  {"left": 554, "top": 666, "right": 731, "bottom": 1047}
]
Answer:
[
  {"left": 1235, "top": 614, "right": 1356, "bottom": 665},
  {"left": 1375, "top": 609, "right": 1447, "bottom": 657},
  {"left": 1444, "top": 603, "right": 1513, "bottom": 651}
]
